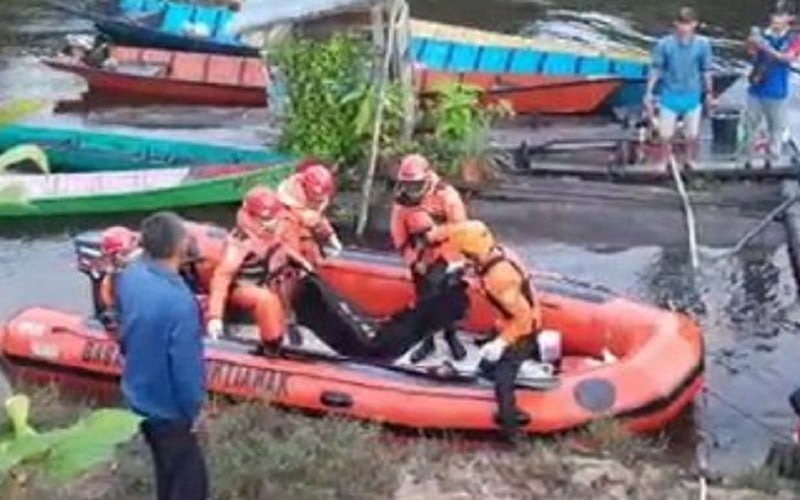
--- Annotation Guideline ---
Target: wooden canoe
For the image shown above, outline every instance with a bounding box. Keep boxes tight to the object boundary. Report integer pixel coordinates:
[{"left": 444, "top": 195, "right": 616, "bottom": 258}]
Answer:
[
  {"left": 0, "top": 163, "right": 293, "bottom": 218},
  {"left": 0, "top": 124, "right": 285, "bottom": 173},
  {"left": 42, "top": 46, "right": 267, "bottom": 107},
  {"left": 410, "top": 20, "right": 739, "bottom": 109},
  {"left": 417, "top": 70, "right": 622, "bottom": 115}
]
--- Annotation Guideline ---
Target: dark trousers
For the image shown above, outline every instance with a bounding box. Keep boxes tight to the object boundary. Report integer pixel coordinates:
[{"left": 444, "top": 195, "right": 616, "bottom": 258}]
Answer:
[
  {"left": 141, "top": 420, "right": 209, "bottom": 500},
  {"left": 483, "top": 337, "right": 539, "bottom": 437}
]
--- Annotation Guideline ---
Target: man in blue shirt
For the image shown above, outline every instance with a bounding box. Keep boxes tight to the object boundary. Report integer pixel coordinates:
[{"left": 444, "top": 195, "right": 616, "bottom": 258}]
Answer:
[
  {"left": 645, "top": 7, "right": 714, "bottom": 166},
  {"left": 742, "top": 7, "right": 798, "bottom": 168},
  {"left": 115, "top": 211, "right": 207, "bottom": 500}
]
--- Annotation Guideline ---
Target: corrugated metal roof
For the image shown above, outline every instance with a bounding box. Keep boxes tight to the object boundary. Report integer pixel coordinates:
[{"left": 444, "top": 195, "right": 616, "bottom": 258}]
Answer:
[{"left": 230, "top": 0, "right": 385, "bottom": 34}]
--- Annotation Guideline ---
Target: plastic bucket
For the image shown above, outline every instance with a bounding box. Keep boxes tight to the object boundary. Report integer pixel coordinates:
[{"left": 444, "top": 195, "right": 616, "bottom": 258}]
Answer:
[
  {"left": 537, "top": 329, "right": 562, "bottom": 364},
  {"left": 711, "top": 107, "right": 741, "bottom": 155}
]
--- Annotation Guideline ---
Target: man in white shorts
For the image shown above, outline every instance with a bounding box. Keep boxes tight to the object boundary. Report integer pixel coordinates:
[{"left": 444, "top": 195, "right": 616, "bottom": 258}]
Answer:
[{"left": 644, "top": 7, "right": 715, "bottom": 167}]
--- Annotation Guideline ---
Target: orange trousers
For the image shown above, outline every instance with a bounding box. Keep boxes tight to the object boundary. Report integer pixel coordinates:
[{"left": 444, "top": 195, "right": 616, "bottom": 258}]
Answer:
[{"left": 227, "top": 283, "right": 286, "bottom": 344}]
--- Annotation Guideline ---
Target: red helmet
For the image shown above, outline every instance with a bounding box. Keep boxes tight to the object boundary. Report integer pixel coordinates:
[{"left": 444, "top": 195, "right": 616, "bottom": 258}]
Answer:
[
  {"left": 397, "top": 154, "right": 431, "bottom": 182},
  {"left": 299, "top": 164, "right": 335, "bottom": 205},
  {"left": 395, "top": 155, "right": 433, "bottom": 206},
  {"left": 295, "top": 156, "right": 324, "bottom": 174},
  {"left": 101, "top": 226, "right": 138, "bottom": 257},
  {"left": 242, "top": 186, "right": 283, "bottom": 220}
]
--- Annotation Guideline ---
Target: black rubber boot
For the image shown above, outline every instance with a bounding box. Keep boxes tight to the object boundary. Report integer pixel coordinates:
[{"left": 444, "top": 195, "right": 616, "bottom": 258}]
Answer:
[
  {"left": 444, "top": 328, "right": 467, "bottom": 361},
  {"left": 410, "top": 336, "right": 435, "bottom": 363}
]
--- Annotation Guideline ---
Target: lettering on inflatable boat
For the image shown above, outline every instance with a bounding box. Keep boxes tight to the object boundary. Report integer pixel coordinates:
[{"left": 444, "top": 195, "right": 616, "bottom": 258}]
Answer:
[
  {"left": 206, "top": 360, "right": 289, "bottom": 398},
  {"left": 79, "top": 341, "right": 291, "bottom": 398},
  {"left": 81, "top": 341, "right": 122, "bottom": 366}
]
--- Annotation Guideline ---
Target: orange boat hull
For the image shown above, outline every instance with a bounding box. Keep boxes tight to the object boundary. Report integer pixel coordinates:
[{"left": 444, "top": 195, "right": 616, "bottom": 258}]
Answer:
[
  {"left": 0, "top": 250, "right": 703, "bottom": 435},
  {"left": 417, "top": 70, "right": 622, "bottom": 115}
]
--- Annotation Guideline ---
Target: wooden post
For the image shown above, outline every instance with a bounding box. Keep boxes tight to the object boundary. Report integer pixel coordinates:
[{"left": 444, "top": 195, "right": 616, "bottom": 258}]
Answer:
[
  {"left": 396, "top": 0, "right": 414, "bottom": 140},
  {"left": 355, "top": 0, "right": 401, "bottom": 238}
]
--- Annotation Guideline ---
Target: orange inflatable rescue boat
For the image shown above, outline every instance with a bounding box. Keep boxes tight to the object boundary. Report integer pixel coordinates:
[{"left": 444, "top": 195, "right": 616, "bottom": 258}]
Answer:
[{"left": 0, "top": 230, "right": 704, "bottom": 436}]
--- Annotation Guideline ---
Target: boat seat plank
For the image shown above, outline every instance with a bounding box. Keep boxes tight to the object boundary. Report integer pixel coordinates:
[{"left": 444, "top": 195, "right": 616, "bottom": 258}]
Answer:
[
  {"left": 159, "top": 3, "right": 195, "bottom": 34},
  {"left": 193, "top": 6, "right": 221, "bottom": 37},
  {"left": 578, "top": 56, "right": 612, "bottom": 76},
  {"left": 447, "top": 43, "right": 480, "bottom": 72},
  {"left": 477, "top": 46, "right": 510, "bottom": 73},
  {"left": 171, "top": 52, "right": 208, "bottom": 82},
  {"left": 542, "top": 53, "right": 579, "bottom": 76},
  {"left": 241, "top": 59, "right": 267, "bottom": 87},
  {"left": 110, "top": 46, "right": 143, "bottom": 63},
  {"left": 508, "top": 50, "right": 543, "bottom": 74},
  {"left": 214, "top": 10, "right": 238, "bottom": 43},
  {"left": 120, "top": 0, "right": 146, "bottom": 13},
  {"left": 142, "top": 0, "right": 165, "bottom": 13},
  {"left": 613, "top": 60, "right": 648, "bottom": 78},
  {"left": 206, "top": 55, "right": 241, "bottom": 86},
  {"left": 418, "top": 38, "right": 452, "bottom": 71},
  {"left": 140, "top": 48, "right": 173, "bottom": 65},
  {"left": 410, "top": 38, "right": 426, "bottom": 61}
]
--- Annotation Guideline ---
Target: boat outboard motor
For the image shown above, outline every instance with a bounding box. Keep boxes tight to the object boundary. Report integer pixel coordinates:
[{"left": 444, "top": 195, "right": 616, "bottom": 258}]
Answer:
[{"left": 292, "top": 266, "right": 470, "bottom": 362}]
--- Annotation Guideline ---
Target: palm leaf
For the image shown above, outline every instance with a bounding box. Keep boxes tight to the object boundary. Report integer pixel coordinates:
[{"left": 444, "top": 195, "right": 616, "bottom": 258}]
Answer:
[
  {"left": 0, "top": 144, "right": 50, "bottom": 174},
  {"left": 0, "top": 395, "right": 143, "bottom": 482}
]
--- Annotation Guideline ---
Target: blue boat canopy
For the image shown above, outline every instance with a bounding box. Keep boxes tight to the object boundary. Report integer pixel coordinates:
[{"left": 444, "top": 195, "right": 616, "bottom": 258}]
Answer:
[{"left": 230, "top": 0, "right": 385, "bottom": 34}]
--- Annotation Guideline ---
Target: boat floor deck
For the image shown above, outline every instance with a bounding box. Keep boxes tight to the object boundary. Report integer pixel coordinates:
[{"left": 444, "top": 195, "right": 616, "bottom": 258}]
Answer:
[{"left": 224, "top": 324, "right": 562, "bottom": 386}]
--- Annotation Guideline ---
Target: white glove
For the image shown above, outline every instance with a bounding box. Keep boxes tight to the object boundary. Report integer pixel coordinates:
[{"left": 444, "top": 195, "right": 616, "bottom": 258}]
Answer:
[
  {"left": 207, "top": 318, "right": 224, "bottom": 341},
  {"left": 445, "top": 260, "right": 466, "bottom": 275},
  {"left": 479, "top": 337, "right": 508, "bottom": 363},
  {"left": 323, "top": 233, "right": 343, "bottom": 258}
]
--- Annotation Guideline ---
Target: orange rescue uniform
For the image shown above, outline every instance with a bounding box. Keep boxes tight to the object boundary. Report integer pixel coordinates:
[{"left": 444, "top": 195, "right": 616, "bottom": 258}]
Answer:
[
  {"left": 277, "top": 173, "right": 336, "bottom": 266},
  {"left": 390, "top": 176, "right": 467, "bottom": 269},
  {"left": 475, "top": 248, "right": 542, "bottom": 344}
]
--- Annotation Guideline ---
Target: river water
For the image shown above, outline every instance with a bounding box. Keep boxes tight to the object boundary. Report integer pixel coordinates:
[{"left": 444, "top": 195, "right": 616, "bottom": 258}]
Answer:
[{"left": 1, "top": 0, "right": 800, "bottom": 476}]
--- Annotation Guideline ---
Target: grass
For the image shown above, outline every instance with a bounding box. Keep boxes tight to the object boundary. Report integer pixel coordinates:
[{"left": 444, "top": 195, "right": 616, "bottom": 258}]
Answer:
[{"left": 2, "top": 386, "right": 797, "bottom": 499}]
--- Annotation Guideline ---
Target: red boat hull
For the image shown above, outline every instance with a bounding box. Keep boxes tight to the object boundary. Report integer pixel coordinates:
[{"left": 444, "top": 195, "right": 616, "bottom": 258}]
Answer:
[
  {"left": 43, "top": 46, "right": 267, "bottom": 107},
  {"left": 417, "top": 70, "right": 622, "bottom": 115}
]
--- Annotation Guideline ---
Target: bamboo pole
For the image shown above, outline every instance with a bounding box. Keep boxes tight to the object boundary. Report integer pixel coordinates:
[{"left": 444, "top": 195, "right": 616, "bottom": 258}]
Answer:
[
  {"left": 668, "top": 154, "right": 699, "bottom": 270},
  {"left": 355, "top": 0, "right": 401, "bottom": 238}
]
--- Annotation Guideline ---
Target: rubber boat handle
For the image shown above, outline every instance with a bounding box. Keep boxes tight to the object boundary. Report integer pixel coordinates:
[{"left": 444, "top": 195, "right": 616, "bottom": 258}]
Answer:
[{"left": 320, "top": 391, "right": 353, "bottom": 409}]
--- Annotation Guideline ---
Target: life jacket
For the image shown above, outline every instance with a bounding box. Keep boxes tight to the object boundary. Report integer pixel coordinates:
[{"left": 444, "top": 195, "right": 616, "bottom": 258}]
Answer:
[
  {"left": 230, "top": 228, "right": 293, "bottom": 288},
  {"left": 476, "top": 247, "right": 536, "bottom": 321},
  {"left": 419, "top": 180, "right": 454, "bottom": 224}
]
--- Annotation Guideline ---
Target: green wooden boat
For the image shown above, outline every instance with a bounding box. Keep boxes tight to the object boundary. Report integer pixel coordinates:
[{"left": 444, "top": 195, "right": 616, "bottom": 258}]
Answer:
[
  {"left": 0, "top": 163, "right": 294, "bottom": 218},
  {"left": 0, "top": 124, "right": 285, "bottom": 173}
]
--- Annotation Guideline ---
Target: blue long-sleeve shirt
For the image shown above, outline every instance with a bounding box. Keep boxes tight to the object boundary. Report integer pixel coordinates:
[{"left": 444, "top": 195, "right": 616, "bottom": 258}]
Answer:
[{"left": 115, "top": 258, "right": 205, "bottom": 423}]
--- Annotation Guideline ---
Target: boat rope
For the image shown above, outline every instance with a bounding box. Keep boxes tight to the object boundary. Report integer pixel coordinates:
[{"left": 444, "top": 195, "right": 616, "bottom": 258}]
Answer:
[{"left": 668, "top": 154, "right": 699, "bottom": 270}]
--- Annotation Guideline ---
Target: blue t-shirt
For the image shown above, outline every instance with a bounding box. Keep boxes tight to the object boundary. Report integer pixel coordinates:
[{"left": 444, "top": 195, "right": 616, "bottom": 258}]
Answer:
[
  {"left": 115, "top": 258, "right": 205, "bottom": 424},
  {"left": 749, "top": 30, "right": 795, "bottom": 100},
  {"left": 652, "top": 34, "right": 713, "bottom": 113}
]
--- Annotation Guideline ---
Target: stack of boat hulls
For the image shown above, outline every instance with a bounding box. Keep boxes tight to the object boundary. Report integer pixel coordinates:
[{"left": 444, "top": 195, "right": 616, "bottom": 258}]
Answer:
[{"left": 0, "top": 0, "right": 718, "bottom": 439}]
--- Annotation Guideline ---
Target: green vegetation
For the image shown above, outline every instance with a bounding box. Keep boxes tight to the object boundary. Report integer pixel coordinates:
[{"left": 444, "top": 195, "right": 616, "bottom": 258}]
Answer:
[
  {"left": 0, "top": 391, "right": 141, "bottom": 491},
  {"left": 272, "top": 35, "right": 509, "bottom": 187}
]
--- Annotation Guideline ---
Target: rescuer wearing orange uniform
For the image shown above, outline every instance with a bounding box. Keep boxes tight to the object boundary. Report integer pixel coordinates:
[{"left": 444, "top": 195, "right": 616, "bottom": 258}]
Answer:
[
  {"left": 97, "top": 226, "right": 142, "bottom": 329},
  {"left": 206, "top": 187, "right": 307, "bottom": 350},
  {"left": 390, "top": 154, "right": 468, "bottom": 362},
  {"left": 276, "top": 162, "right": 342, "bottom": 265},
  {"left": 428, "top": 220, "right": 543, "bottom": 440}
]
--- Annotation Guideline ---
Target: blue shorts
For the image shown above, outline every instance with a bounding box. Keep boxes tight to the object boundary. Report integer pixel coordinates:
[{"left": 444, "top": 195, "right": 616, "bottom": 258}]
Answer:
[{"left": 660, "top": 92, "right": 702, "bottom": 115}]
